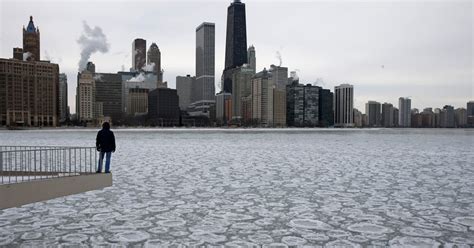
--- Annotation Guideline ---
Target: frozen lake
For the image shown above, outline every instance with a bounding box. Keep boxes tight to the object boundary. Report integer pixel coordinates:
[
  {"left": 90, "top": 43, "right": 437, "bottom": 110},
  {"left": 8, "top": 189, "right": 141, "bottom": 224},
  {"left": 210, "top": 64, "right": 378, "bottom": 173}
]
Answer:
[{"left": 1, "top": 128, "right": 473, "bottom": 247}]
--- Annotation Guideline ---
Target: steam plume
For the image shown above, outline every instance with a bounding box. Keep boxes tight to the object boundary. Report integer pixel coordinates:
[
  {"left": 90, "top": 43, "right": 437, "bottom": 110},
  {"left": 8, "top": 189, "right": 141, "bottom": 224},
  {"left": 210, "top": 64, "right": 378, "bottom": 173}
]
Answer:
[
  {"left": 77, "top": 21, "right": 109, "bottom": 71},
  {"left": 23, "top": 52, "right": 32, "bottom": 61},
  {"left": 275, "top": 51, "right": 282, "bottom": 67}
]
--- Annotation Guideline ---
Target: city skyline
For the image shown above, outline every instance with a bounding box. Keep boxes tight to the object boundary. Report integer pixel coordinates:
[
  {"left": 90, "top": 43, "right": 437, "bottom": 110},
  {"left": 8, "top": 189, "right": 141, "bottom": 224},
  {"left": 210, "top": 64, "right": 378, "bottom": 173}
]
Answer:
[{"left": 0, "top": 0, "right": 471, "bottom": 113}]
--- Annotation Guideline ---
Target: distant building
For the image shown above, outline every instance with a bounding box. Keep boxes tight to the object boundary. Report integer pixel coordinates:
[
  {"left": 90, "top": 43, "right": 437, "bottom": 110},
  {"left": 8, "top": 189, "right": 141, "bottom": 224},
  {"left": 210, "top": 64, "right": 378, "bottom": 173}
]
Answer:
[
  {"left": 230, "top": 65, "right": 254, "bottom": 121},
  {"left": 251, "top": 68, "right": 287, "bottom": 127},
  {"left": 334, "top": 84, "right": 354, "bottom": 127},
  {"left": 223, "top": 0, "right": 248, "bottom": 93},
  {"left": 269, "top": 65, "right": 289, "bottom": 90},
  {"left": 132, "top": 38, "right": 146, "bottom": 71},
  {"left": 353, "top": 109, "right": 363, "bottom": 127},
  {"left": 187, "top": 100, "right": 215, "bottom": 118},
  {"left": 433, "top": 108, "right": 442, "bottom": 128},
  {"left": 286, "top": 83, "right": 319, "bottom": 127},
  {"left": 251, "top": 69, "right": 272, "bottom": 126},
  {"left": 273, "top": 88, "right": 286, "bottom": 127},
  {"left": 216, "top": 92, "right": 232, "bottom": 125},
  {"left": 421, "top": 108, "right": 435, "bottom": 128},
  {"left": 467, "top": 101, "right": 474, "bottom": 116},
  {"left": 76, "top": 70, "right": 95, "bottom": 122},
  {"left": 59, "top": 73, "right": 68, "bottom": 122},
  {"left": 247, "top": 45, "right": 256, "bottom": 73},
  {"left": 94, "top": 73, "right": 123, "bottom": 122},
  {"left": 147, "top": 43, "right": 163, "bottom": 83},
  {"left": 319, "top": 88, "right": 334, "bottom": 127},
  {"left": 120, "top": 71, "right": 158, "bottom": 114},
  {"left": 398, "top": 97, "right": 411, "bottom": 127},
  {"left": 195, "top": 22, "right": 215, "bottom": 101},
  {"left": 148, "top": 88, "right": 180, "bottom": 126},
  {"left": 381, "top": 102, "right": 394, "bottom": 127},
  {"left": 127, "top": 88, "right": 148, "bottom": 116},
  {"left": 13, "top": 47, "right": 23, "bottom": 60},
  {"left": 455, "top": 108, "right": 467, "bottom": 128},
  {"left": 0, "top": 58, "right": 59, "bottom": 126},
  {"left": 411, "top": 109, "right": 422, "bottom": 128},
  {"left": 366, "top": 101, "right": 381, "bottom": 127},
  {"left": 23, "top": 16, "right": 40, "bottom": 61},
  {"left": 440, "top": 105, "right": 455, "bottom": 128},
  {"left": 467, "top": 101, "right": 474, "bottom": 127},
  {"left": 176, "top": 75, "right": 195, "bottom": 110},
  {"left": 286, "top": 83, "right": 304, "bottom": 126},
  {"left": 393, "top": 107, "right": 399, "bottom": 127}
]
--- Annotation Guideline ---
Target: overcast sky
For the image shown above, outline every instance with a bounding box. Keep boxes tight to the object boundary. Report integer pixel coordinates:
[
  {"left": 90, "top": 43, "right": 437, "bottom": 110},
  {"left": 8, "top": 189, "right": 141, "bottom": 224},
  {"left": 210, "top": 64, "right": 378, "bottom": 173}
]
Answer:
[{"left": 0, "top": 0, "right": 472, "bottom": 113}]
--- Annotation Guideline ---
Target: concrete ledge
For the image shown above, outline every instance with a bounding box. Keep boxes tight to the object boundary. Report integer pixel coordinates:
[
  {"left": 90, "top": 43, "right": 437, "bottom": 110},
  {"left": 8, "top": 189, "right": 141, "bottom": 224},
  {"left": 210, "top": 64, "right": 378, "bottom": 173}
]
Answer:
[{"left": 0, "top": 173, "right": 112, "bottom": 209}]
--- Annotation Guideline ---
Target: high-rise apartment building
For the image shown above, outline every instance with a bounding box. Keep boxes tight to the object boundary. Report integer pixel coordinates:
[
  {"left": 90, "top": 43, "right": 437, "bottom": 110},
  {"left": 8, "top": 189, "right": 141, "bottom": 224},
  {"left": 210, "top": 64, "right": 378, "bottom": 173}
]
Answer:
[
  {"left": 195, "top": 22, "right": 215, "bottom": 101},
  {"left": 76, "top": 70, "right": 95, "bottom": 122},
  {"left": 398, "top": 97, "right": 411, "bottom": 127},
  {"left": 440, "top": 105, "right": 455, "bottom": 128},
  {"left": 454, "top": 108, "right": 467, "bottom": 128},
  {"left": 286, "top": 83, "right": 319, "bottom": 127},
  {"left": 381, "top": 103, "right": 394, "bottom": 127},
  {"left": 319, "top": 88, "right": 334, "bottom": 127},
  {"left": 132, "top": 38, "right": 146, "bottom": 71},
  {"left": 59, "top": 73, "right": 68, "bottom": 122},
  {"left": 467, "top": 101, "right": 474, "bottom": 116},
  {"left": 366, "top": 101, "right": 381, "bottom": 127},
  {"left": 230, "top": 65, "right": 254, "bottom": 120},
  {"left": 334, "top": 84, "right": 354, "bottom": 127},
  {"left": 251, "top": 69, "right": 272, "bottom": 126},
  {"left": 223, "top": 0, "right": 248, "bottom": 93}
]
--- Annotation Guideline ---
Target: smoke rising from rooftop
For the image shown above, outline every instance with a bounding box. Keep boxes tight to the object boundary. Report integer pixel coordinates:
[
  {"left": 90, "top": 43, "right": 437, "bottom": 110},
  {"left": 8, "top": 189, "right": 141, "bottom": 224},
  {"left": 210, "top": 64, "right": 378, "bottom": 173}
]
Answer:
[{"left": 77, "top": 21, "right": 109, "bottom": 71}]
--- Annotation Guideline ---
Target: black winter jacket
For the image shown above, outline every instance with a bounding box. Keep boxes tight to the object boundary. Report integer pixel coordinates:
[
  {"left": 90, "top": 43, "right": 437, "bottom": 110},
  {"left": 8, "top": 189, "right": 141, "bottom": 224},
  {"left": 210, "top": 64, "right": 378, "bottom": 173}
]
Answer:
[{"left": 96, "top": 129, "right": 116, "bottom": 152}]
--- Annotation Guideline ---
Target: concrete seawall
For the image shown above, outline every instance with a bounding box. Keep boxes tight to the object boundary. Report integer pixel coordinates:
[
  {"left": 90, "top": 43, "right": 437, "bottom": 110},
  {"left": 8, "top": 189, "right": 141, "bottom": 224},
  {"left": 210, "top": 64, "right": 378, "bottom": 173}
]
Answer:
[{"left": 0, "top": 173, "right": 112, "bottom": 209}]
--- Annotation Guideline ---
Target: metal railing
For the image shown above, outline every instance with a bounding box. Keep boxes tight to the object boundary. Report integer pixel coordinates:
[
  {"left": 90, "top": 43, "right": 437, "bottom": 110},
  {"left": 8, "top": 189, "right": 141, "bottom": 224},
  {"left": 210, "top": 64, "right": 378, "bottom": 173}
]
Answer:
[{"left": 0, "top": 146, "right": 97, "bottom": 185}]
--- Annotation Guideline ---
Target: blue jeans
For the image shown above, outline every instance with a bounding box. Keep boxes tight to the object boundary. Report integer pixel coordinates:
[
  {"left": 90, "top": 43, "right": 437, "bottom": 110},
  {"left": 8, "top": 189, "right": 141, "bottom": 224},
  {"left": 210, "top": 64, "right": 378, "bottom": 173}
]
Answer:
[{"left": 97, "top": 152, "right": 112, "bottom": 173}]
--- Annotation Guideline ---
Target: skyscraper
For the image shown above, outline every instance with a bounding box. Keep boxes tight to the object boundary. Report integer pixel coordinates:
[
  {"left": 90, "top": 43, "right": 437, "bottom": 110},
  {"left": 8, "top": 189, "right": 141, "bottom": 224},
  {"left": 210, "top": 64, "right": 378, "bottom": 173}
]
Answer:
[
  {"left": 230, "top": 65, "right": 254, "bottom": 120},
  {"left": 132, "top": 38, "right": 146, "bottom": 71},
  {"left": 381, "top": 102, "right": 394, "bottom": 127},
  {"left": 334, "top": 84, "right": 354, "bottom": 127},
  {"left": 94, "top": 73, "right": 123, "bottom": 122},
  {"left": 365, "top": 101, "right": 381, "bottom": 127},
  {"left": 319, "top": 88, "right": 334, "bottom": 127},
  {"left": 195, "top": 22, "right": 215, "bottom": 101},
  {"left": 248, "top": 45, "right": 256, "bottom": 73},
  {"left": 176, "top": 75, "right": 195, "bottom": 110},
  {"left": 23, "top": 16, "right": 40, "bottom": 61},
  {"left": 223, "top": 0, "right": 248, "bottom": 93},
  {"left": 398, "top": 97, "right": 411, "bottom": 127},
  {"left": 286, "top": 83, "right": 319, "bottom": 127},
  {"left": 440, "top": 105, "right": 455, "bottom": 128},
  {"left": 269, "top": 65, "right": 288, "bottom": 90},
  {"left": 467, "top": 101, "right": 474, "bottom": 116},
  {"left": 147, "top": 43, "right": 162, "bottom": 82},
  {"left": 59, "top": 73, "right": 68, "bottom": 122}
]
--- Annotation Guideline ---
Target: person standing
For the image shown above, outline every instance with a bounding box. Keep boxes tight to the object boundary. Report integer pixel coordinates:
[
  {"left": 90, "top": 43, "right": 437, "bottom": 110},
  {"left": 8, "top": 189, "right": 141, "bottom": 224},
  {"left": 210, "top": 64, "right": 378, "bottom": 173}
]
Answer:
[{"left": 96, "top": 122, "right": 116, "bottom": 173}]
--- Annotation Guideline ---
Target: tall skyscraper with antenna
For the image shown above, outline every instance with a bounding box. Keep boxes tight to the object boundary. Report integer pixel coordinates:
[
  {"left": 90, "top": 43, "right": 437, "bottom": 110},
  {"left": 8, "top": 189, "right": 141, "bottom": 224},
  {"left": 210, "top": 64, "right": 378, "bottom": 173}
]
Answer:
[{"left": 222, "top": 0, "right": 248, "bottom": 93}]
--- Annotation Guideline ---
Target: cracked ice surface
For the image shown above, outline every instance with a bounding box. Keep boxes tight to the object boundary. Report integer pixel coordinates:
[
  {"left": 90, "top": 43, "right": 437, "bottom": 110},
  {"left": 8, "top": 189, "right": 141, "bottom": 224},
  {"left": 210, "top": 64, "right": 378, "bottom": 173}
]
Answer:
[{"left": 0, "top": 128, "right": 473, "bottom": 247}]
